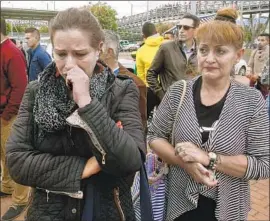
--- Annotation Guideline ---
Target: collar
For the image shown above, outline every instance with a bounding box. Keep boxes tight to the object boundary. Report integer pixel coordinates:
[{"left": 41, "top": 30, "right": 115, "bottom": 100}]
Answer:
[
  {"left": 182, "top": 39, "right": 196, "bottom": 53},
  {"left": 113, "top": 66, "right": 120, "bottom": 76},
  {"left": 31, "top": 44, "right": 41, "bottom": 54}
]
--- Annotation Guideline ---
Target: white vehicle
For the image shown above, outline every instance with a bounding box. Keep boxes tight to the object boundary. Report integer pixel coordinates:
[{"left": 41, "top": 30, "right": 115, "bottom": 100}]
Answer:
[
  {"left": 235, "top": 59, "right": 247, "bottom": 76},
  {"left": 46, "top": 43, "right": 53, "bottom": 59}
]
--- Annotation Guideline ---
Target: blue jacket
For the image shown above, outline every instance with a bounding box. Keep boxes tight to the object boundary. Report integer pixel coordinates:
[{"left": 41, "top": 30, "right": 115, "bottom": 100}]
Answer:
[{"left": 28, "top": 44, "right": 51, "bottom": 81}]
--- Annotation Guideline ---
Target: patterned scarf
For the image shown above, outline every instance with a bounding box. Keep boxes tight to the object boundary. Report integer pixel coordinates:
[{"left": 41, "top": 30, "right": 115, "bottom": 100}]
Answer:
[{"left": 33, "top": 62, "right": 109, "bottom": 134}]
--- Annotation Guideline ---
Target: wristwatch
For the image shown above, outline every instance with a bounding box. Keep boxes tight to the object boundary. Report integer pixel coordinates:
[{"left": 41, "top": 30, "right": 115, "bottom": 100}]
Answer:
[{"left": 207, "top": 152, "right": 217, "bottom": 171}]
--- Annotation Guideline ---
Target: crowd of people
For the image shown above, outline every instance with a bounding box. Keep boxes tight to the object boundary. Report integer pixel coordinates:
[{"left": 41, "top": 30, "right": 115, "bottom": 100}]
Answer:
[{"left": 0, "top": 5, "right": 269, "bottom": 221}]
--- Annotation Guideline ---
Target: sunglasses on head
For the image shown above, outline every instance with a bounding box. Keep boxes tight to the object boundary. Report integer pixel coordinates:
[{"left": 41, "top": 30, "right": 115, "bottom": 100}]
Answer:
[{"left": 177, "top": 25, "right": 194, "bottom": 30}]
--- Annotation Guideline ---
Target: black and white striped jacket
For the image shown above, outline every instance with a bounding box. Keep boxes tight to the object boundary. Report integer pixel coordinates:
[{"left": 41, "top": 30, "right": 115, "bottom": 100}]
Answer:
[{"left": 148, "top": 77, "right": 270, "bottom": 221}]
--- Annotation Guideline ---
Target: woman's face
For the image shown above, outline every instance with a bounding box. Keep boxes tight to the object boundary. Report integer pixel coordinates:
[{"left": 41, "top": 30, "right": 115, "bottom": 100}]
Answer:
[
  {"left": 197, "top": 41, "right": 243, "bottom": 81},
  {"left": 52, "top": 29, "right": 100, "bottom": 78}
]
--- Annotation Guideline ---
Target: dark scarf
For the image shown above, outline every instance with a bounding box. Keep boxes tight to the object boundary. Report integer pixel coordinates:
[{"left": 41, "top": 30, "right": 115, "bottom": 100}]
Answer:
[{"left": 33, "top": 62, "right": 109, "bottom": 134}]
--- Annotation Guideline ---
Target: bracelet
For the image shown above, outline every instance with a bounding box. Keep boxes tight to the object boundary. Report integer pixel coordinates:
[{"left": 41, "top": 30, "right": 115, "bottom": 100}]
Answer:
[
  {"left": 213, "top": 154, "right": 221, "bottom": 170},
  {"left": 207, "top": 152, "right": 217, "bottom": 171}
]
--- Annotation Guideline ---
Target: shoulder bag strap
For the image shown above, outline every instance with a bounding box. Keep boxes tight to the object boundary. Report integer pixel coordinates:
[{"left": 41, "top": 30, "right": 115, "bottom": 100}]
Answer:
[{"left": 171, "top": 80, "right": 187, "bottom": 146}]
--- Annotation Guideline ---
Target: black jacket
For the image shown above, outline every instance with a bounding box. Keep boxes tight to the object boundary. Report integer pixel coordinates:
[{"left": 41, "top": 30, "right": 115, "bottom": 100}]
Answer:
[{"left": 6, "top": 64, "right": 146, "bottom": 221}]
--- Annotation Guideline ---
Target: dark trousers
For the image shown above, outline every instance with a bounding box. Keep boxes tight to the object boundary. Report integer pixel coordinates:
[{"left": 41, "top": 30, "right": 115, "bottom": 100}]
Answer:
[
  {"left": 147, "top": 88, "right": 160, "bottom": 119},
  {"left": 174, "top": 195, "right": 217, "bottom": 221}
]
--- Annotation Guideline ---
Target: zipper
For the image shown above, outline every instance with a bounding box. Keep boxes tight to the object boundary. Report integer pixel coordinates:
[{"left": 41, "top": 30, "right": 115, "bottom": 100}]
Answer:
[
  {"left": 67, "top": 111, "right": 107, "bottom": 165},
  {"left": 113, "top": 187, "right": 126, "bottom": 221},
  {"left": 65, "top": 77, "right": 116, "bottom": 165},
  {"left": 36, "top": 187, "right": 83, "bottom": 201}
]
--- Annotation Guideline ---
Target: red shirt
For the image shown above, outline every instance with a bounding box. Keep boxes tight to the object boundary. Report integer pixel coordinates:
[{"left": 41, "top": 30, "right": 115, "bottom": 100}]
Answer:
[{"left": 0, "top": 38, "right": 27, "bottom": 120}]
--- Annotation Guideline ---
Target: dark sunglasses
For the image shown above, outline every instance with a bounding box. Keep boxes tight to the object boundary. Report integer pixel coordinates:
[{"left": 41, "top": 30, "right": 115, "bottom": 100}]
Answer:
[{"left": 177, "top": 25, "right": 194, "bottom": 30}]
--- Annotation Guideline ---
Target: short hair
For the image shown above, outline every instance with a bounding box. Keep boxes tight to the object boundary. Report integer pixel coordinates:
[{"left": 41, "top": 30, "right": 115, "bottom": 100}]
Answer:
[
  {"left": 103, "top": 30, "right": 120, "bottom": 59},
  {"left": 142, "top": 22, "right": 157, "bottom": 38},
  {"left": 259, "top": 33, "right": 270, "bottom": 39},
  {"left": 181, "top": 13, "right": 200, "bottom": 28},
  {"left": 0, "top": 17, "right": 7, "bottom": 36},
  {"left": 25, "top": 27, "right": 40, "bottom": 40},
  {"left": 49, "top": 8, "right": 104, "bottom": 50},
  {"left": 196, "top": 20, "right": 244, "bottom": 50}
]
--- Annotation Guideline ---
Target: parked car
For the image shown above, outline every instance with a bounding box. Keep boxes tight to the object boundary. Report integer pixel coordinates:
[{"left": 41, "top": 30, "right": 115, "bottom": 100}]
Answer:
[{"left": 235, "top": 59, "right": 247, "bottom": 76}]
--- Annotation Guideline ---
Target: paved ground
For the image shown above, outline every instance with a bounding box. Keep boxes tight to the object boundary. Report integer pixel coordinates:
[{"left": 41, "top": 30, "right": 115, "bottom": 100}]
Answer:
[{"left": 1, "top": 179, "right": 269, "bottom": 220}]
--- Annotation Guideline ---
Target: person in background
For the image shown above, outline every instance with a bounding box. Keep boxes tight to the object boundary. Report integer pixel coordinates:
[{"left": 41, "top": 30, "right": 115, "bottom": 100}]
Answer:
[
  {"left": 147, "top": 13, "right": 200, "bottom": 102},
  {"left": 0, "top": 18, "right": 29, "bottom": 221},
  {"left": 148, "top": 9, "right": 269, "bottom": 221},
  {"left": 6, "top": 8, "right": 145, "bottom": 221},
  {"left": 136, "top": 22, "right": 164, "bottom": 119},
  {"left": 100, "top": 30, "right": 147, "bottom": 130},
  {"left": 247, "top": 33, "right": 269, "bottom": 77},
  {"left": 25, "top": 27, "right": 52, "bottom": 81},
  {"left": 164, "top": 31, "right": 175, "bottom": 41},
  {"left": 260, "top": 58, "right": 270, "bottom": 116}
]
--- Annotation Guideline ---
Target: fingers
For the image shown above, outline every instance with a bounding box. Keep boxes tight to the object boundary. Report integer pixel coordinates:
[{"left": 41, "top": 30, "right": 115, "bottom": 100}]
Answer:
[
  {"left": 196, "top": 163, "right": 210, "bottom": 176},
  {"left": 202, "top": 179, "right": 218, "bottom": 188}
]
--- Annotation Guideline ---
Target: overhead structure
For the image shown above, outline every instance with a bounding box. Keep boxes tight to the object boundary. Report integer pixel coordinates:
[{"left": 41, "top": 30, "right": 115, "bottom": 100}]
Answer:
[{"left": 1, "top": 7, "right": 58, "bottom": 21}]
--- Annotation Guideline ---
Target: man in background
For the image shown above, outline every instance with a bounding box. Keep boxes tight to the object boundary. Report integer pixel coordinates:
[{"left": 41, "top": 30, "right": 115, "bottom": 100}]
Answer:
[
  {"left": 136, "top": 22, "right": 164, "bottom": 119},
  {"left": 247, "top": 33, "right": 269, "bottom": 77},
  {"left": 0, "top": 18, "right": 29, "bottom": 221},
  {"left": 247, "top": 33, "right": 270, "bottom": 99},
  {"left": 25, "top": 27, "right": 51, "bottom": 81},
  {"left": 100, "top": 30, "right": 147, "bottom": 130},
  {"left": 147, "top": 13, "right": 200, "bottom": 102}
]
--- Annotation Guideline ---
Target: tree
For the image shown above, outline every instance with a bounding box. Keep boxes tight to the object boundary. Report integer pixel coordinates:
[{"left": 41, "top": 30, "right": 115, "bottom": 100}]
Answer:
[
  {"left": 6, "top": 22, "right": 11, "bottom": 34},
  {"left": 39, "top": 25, "right": 49, "bottom": 33},
  {"left": 155, "top": 22, "right": 174, "bottom": 35},
  {"left": 84, "top": 3, "right": 118, "bottom": 31}
]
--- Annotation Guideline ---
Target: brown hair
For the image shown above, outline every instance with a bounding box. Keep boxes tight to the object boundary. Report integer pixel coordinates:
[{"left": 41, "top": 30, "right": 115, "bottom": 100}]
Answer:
[
  {"left": 49, "top": 8, "right": 104, "bottom": 50},
  {"left": 25, "top": 27, "right": 41, "bottom": 40},
  {"left": 215, "top": 7, "right": 238, "bottom": 24},
  {"left": 182, "top": 13, "right": 200, "bottom": 28},
  {"left": 0, "top": 18, "right": 7, "bottom": 36},
  {"left": 196, "top": 8, "right": 244, "bottom": 50}
]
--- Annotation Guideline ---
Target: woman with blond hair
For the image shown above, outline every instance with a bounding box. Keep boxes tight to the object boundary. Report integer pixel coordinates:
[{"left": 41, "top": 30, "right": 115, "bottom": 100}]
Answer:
[{"left": 148, "top": 7, "right": 269, "bottom": 221}]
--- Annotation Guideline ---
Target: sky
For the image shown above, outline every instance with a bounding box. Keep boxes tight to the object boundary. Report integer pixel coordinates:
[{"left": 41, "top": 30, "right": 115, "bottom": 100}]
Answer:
[{"left": 1, "top": 1, "right": 182, "bottom": 18}]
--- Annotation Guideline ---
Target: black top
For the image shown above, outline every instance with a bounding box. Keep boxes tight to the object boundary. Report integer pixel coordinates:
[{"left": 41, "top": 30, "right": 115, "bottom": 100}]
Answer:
[{"left": 193, "top": 77, "right": 229, "bottom": 144}]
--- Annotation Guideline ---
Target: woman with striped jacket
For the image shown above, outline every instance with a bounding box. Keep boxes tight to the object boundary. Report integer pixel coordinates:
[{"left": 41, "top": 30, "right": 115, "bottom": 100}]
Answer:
[{"left": 147, "top": 13, "right": 270, "bottom": 221}]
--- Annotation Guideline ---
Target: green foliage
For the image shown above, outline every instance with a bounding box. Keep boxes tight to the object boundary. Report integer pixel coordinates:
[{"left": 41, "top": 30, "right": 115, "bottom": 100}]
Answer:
[
  {"left": 117, "top": 27, "right": 142, "bottom": 41},
  {"left": 6, "top": 22, "right": 11, "bottom": 34},
  {"left": 39, "top": 25, "right": 49, "bottom": 33},
  {"left": 155, "top": 22, "right": 174, "bottom": 35},
  {"left": 84, "top": 3, "right": 118, "bottom": 31},
  {"left": 14, "top": 24, "right": 28, "bottom": 33}
]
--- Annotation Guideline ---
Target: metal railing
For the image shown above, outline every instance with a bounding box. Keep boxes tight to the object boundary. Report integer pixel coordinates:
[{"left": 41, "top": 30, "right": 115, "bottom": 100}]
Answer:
[{"left": 118, "top": 1, "right": 269, "bottom": 28}]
